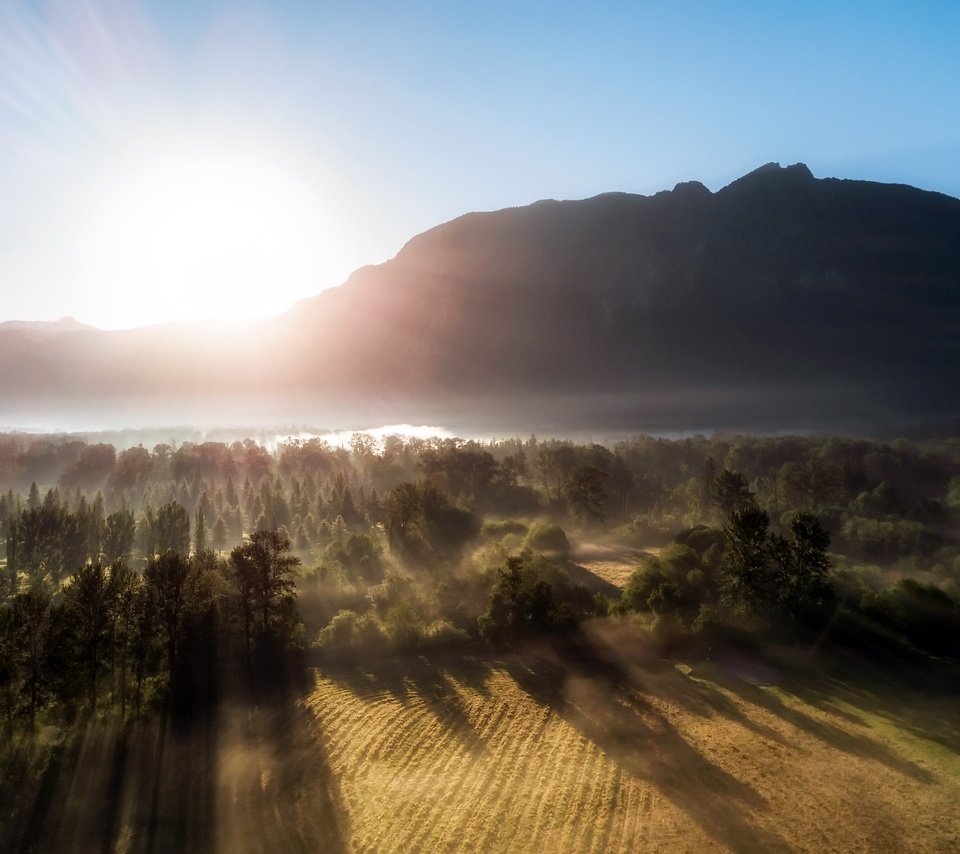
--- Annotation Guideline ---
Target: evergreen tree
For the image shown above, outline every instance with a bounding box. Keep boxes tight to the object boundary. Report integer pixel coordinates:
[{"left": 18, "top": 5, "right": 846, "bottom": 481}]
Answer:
[{"left": 195, "top": 506, "right": 207, "bottom": 554}]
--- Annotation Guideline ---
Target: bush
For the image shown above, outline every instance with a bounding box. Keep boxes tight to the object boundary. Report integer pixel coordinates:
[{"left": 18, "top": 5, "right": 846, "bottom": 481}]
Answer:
[
  {"left": 524, "top": 522, "right": 570, "bottom": 558},
  {"left": 621, "top": 545, "right": 703, "bottom": 616},
  {"left": 384, "top": 600, "right": 423, "bottom": 651},
  {"left": 320, "top": 533, "right": 383, "bottom": 583},
  {"left": 313, "top": 609, "right": 387, "bottom": 658},
  {"left": 422, "top": 619, "right": 469, "bottom": 649},
  {"left": 480, "top": 519, "right": 529, "bottom": 541}
]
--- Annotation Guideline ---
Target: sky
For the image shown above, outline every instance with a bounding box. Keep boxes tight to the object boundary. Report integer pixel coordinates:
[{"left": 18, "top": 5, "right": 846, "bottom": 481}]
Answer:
[{"left": 1, "top": 0, "right": 958, "bottom": 330}]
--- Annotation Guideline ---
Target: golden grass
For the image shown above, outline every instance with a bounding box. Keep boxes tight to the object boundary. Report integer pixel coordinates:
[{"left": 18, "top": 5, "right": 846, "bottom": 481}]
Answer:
[
  {"left": 571, "top": 542, "right": 657, "bottom": 589},
  {"left": 305, "top": 632, "right": 960, "bottom": 853}
]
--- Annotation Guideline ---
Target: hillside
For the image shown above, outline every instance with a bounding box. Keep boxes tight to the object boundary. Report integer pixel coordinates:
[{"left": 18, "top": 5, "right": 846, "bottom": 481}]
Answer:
[{"left": 3, "top": 163, "right": 959, "bottom": 433}]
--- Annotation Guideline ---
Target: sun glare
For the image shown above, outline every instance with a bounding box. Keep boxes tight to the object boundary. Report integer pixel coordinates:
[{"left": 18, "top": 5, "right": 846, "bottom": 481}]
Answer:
[{"left": 79, "top": 132, "right": 343, "bottom": 327}]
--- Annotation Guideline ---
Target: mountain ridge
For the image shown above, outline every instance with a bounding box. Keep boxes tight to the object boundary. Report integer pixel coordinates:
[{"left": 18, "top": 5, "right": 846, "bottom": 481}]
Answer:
[{"left": 2, "top": 163, "right": 958, "bottom": 434}]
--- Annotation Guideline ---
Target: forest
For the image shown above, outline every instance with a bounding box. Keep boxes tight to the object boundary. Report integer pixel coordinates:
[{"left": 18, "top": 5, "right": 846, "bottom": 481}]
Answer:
[{"left": 0, "top": 429, "right": 957, "bottom": 731}]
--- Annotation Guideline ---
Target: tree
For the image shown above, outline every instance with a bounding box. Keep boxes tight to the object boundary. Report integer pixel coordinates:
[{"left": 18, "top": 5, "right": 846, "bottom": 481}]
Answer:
[
  {"left": 213, "top": 515, "right": 227, "bottom": 553},
  {"left": 103, "top": 509, "right": 136, "bottom": 564},
  {"left": 144, "top": 550, "right": 191, "bottom": 679},
  {"left": 106, "top": 561, "right": 141, "bottom": 717},
  {"left": 479, "top": 554, "right": 561, "bottom": 641},
  {"left": 195, "top": 506, "right": 207, "bottom": 554},
  {"left": 63, "top": 562, "right": 112, "bottom": 711},
  {"left": 564, "top": 465, "right": 608, "bottom": 523},
  {"left": 773, "top": 512, "right": 831, "bottom": 617},
  {"left": 720, "top": 504, "right": 772, "bottom": 613},
  {"left": 5, "top": 517, "right": 17, "bottom": 595},
  {"left": 152, "top": 502, "right": 190, "bottom": 555},
  {"left": 383, "top": 482, "right": 479, "bottom": 564},
  {"left": 712, "top": 470, "right": 755, "bottom": 516},
  {"left": 230, "top": 529, "right": 301, "bottom": 649},
  {"left": 12, "top": 591, "right": 52, "bottom": 730}
]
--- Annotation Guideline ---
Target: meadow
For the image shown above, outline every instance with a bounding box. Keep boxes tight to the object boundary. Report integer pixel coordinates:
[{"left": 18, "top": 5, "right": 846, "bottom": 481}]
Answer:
[{"left": 304, "top": 628, "right": 960, "bottom": 853}]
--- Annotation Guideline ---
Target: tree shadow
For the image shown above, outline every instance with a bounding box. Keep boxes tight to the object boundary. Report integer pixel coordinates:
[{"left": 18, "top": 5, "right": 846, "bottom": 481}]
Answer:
[
  {"left": 765, "top": 650, "right": 960, "bottom": 759},
  {"left": 580, "top": 618, "right": 789, "bottom": 744},
  {"left": 700, "top": 661, "right": 936, "bottom": 784},
  {"left": 504, "top": 633, "right": 795, "bottom": 853},
  {"left": 652, "top": 663, "right": 791, "bottom": 745},
  {"left": 6, "top": 680, "right": 350, "bottom": 853},
  {"left": 320, "top": 652, "right": 495, "bottom": 756},
  {"left": 214, "top": 693, "right": 350, "bottom": 854}
]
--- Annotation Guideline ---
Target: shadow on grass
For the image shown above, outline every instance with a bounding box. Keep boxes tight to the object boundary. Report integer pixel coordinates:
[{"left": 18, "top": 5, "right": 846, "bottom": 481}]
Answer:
[
  {"left": 4, "top": 684, "right": 349, "bottom": 853},
  {"left": 776, "top": 650, "right": 960, "bottom": 759},
  {"left": 503, "top": 633, "right": 795, "bottom": 854},
  {"left": 321, "top": 652, "right": 495, "bottom": 756},
  {"left": 700, "top": 663, "right": 935, "bottom": 784}
]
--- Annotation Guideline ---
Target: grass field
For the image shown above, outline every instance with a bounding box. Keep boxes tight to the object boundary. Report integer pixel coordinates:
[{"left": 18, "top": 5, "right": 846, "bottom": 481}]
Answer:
[
  {"left": 306, "top": 625, "right": 960, "bottom": 853},
  {"left": 4, "top": 621, "right": 958, "bottom": 852},
  {"left": 572, "top": 542, "right": 656, "bottom": 590}
]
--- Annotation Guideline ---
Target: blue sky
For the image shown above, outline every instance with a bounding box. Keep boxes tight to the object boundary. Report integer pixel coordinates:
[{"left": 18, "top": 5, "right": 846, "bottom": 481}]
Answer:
[{"left": 1, "top": 0, "right": 958, "bottom": 328}]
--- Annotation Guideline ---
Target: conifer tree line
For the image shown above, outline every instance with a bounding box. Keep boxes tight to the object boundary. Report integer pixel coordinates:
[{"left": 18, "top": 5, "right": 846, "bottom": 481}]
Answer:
[{"left": 0, "top": 431, "right": 958, "bottom": 730}]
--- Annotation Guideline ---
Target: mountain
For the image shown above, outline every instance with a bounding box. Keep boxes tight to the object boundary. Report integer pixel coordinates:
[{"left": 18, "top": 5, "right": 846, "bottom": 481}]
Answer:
[{"left": 2, "top": 163, "right": 959, "bottom": 434}]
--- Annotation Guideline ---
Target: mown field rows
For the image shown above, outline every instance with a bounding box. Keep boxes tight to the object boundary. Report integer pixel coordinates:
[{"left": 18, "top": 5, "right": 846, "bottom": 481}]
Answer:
[
  {"left": 305, "top": 638, "right": 960, "bottom": 853},
  {"left": 308, "top": 665, "right": 663, "bottom": 852}
]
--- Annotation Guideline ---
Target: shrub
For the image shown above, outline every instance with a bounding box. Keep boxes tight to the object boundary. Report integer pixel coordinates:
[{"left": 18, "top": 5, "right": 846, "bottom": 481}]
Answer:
[
  {"left": 480, "top": 519, "right": 529, "bottom": 541},
  {"left": 524, "top": 522, "right": 570, "bottom": 558},
  {"left": 422, "top": 619, "right": 469, "bottom": 649}
]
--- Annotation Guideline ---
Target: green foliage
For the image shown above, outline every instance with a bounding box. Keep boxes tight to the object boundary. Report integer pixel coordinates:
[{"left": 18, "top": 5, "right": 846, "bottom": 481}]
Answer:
[
  {"left": 103, "top": 509, "right": 135, "bottom": 564},
  {"left": 711, "top": 469, "right": 754, "bottom": 516},
  {"left": 321, "top": 533, "right": 383, "bottom": 584},
  {"left": 62, "top": 562, "right": 112, "bottom": 710},
  {"left": 384, "top": 482, "right": 480, "bottom": 564},
  {"left": 720, "top": 506, "right": 833, "bottom": 622},
  {"left": 523, "top": 521, "right": 570, "bottom": 557},
  {"left": 313, "top": 609, "right": 387, "bottom": 658},
  {"left": 480, "top": 519, "right": 529, "bottom": 541},
  {"left": 622, "top": 545, "right": 703, "bottom": 617},
  {"left": 230, "top": 529, "right": 302, "bottom": 641},
  {"left": 144, "top": 551, "right": 192, "bottom": 676},
  {"left": 478, "top": 554, "right": 569, "bottom": 642},
  {"left": 151, "top": 502, "right": 191, "bottom": 555},
  {"left": 720, "top": 505, "right": 773, "bottom": 613},
  {"left": 564, "top": 465, "right": 608, "bottom": 523}
]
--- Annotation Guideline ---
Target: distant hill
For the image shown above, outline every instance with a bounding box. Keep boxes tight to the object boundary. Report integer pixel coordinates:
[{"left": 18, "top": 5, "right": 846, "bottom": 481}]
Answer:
[
  {"left": 0, "top": 316, "right": 97, "bottom": 332},
  {"left": 2, "top": 163, "right": 959, "bottom": 434}
]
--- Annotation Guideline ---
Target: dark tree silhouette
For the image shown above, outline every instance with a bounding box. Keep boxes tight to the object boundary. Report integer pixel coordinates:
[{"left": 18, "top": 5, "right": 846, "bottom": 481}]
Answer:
[
  {"left": 720, "top": 504, "right": 772, "bottom": 613},
  {"left": 144, "top": 550, "right": 191, "bottom": 679},
  {"left": 230, "top": 529, "right": 301, "bottom": 649},
  {"left": 152, "top": 501, "right": 190, "bottom": 555},
  {"left": 63, "top": 561, "right": 112, "bottom": 711},
  {"left": 564, "top": 465, "right": 609, "bottom": 523}
]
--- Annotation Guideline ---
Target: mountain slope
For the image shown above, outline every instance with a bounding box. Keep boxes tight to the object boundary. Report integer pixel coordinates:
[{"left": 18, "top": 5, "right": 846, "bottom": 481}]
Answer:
[{"left": 3, "top": 163, "right": 959, "bottom": 433}]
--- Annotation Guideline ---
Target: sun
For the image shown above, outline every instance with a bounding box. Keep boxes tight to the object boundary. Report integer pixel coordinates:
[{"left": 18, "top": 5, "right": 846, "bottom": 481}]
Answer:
[{"left": 79, "top": 131, "right": 345, "bottom": 327}]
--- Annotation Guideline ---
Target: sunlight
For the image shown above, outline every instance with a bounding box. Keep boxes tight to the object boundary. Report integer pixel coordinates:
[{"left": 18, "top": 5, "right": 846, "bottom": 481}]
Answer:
[{"left": 79, "top": 131, "right": 344, "bottom": 326}]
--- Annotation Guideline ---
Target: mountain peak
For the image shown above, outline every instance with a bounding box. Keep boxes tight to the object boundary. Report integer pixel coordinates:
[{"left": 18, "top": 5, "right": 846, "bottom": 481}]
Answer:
[
  {"left": 721, "top": 161, "right": 815, "bottom": 194},
  {"left": 671, "top": 180, "right": 711, "bottom": 198}
]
